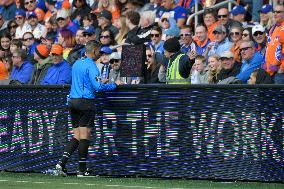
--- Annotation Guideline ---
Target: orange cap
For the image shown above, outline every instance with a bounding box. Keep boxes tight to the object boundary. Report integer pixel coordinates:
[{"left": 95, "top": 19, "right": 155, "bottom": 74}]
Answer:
[
  {"left": 62, "top": 0, "right": 71, "bottom": 9},
  {"left": 50, "top": 44, "right": 63, "bottom": 55},
  {"left": 35, "top": 44, "right": 50, "bottom": 59}
]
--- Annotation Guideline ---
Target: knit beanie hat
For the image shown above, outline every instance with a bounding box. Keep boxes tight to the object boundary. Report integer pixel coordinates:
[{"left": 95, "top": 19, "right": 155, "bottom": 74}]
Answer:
[
  {"left": 35, "top": 44, "right": 50, "bottom": 59},
  {"left": 163, "top": 37, "right": 181, "bottom": 53}
]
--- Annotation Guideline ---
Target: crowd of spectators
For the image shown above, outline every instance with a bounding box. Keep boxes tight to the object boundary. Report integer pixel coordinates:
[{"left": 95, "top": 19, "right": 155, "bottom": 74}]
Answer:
[{"left": 0, "top": 0, "right": 283, "bottom": 85}]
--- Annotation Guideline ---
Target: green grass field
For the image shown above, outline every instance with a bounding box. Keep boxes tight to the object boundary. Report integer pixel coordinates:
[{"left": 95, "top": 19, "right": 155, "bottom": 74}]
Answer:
[{"left": 0, "top": 171, "right": 283, "bottom": 189}]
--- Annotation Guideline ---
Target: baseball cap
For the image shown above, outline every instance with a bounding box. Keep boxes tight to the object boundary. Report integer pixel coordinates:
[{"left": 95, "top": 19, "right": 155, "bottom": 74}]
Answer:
[
  {"left": 96, "top": 9, "right": 112, "bottom": 21},
  {"left": 230, "top": 5, "right": 246, "bottom": 16},
  {"left": 258, "top": 4, "right": 273, "bottom": 14},
  {"left": 56, "top": 9, "right": 70, "bottom": 19},
  {"left": 50, "top": 44, "right": 63, "bottom": 55},
  {"left": 27, "top": 11, "right": 37, "bottom": 19},
  {"left": 252, "top": 24, "right": 265, "bottom": 35},
  {"left": 83, "top": 26, "right": 95, "bottom": 35},
  {"left": 220, "top": 51, "right": 234, "bottom": 58},
  {"left": 109, "top": 52, "right": 121, "bottom": 60},
  {"left": 35, "top": 44, "right": 50, "bottom": 59},
  {"left": 15, "top": 9, "right": 26, "bottom": 17},
  {"left": 213, "top": 25, "right": 226, "bottom": 33},
  {"left": 100, "top": 46, "right": 112, "bottom": 54}
]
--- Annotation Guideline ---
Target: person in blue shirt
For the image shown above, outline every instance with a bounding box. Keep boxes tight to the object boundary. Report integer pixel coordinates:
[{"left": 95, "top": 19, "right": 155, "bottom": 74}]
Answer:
[
  {"left": 157, "top": 0, "right": 188, "bottom": 28},
  {"left": 40, "top": 44, "right": 71, "bottom": 85},
  {"left": 9, "top": 48, "right": 34, "bottom": 84},
  {"left": 237, "top": 40, "right": 263, "bottom": 83},
  {"left": 55, "top": 40, "right": 121, "bottom": 177}
]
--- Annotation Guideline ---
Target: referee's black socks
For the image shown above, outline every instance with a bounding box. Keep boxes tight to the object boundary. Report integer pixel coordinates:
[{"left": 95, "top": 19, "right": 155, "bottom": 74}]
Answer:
[
  {"left": 59, "top": 138, "right": 79, "bottom": 169},
  {"left": 78, "top": 139, "right": 90, "bottom": 172}
]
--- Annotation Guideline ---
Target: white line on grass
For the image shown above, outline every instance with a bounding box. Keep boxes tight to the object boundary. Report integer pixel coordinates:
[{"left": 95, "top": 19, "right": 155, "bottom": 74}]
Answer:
[{"left": 0, "top": 180, "right": 8, "bottom": 182}]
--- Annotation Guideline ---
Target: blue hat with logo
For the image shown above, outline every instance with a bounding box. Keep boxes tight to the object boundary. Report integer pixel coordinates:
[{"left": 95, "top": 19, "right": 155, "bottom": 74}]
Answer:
[
  {"left": 100, "top": 46, "right": 112, "bottom": 54},
  {"left": 27, "top": 11, "right": 37, "bottom": 19},
  {"left": 83, "top": 26, "right": 95, "bottom": 35},
  {"left": 259, "top": 4, "right": 273, "bottom": 14},
  {"left": 15, "top": 9, "right": 26, "bottom": 17},
  {"left": 231, "top": 5, "right": 246, "bottom": 16}
]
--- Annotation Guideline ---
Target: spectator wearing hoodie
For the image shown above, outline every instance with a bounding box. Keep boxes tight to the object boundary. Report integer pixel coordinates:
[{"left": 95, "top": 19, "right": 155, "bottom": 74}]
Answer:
[{"left": 237, "top": 40, "right": 263, "bottom": 83}]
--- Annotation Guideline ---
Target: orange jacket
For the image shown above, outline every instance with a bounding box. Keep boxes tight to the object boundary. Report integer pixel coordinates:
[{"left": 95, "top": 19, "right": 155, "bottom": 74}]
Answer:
[
  {"left": 207, "top": 21, "right": 219, "bottom": 42},
  {"left": 0, "top": 61, "right": 9, "bottom": 80},
  {"left": 265, "top": 21, "right": 284, "bottom": 75}
]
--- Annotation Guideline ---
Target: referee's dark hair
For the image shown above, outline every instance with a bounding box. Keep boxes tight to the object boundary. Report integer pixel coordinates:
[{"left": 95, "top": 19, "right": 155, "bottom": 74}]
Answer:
[{"left": 85, "top": 40, "right": 101, "bottom": 55}]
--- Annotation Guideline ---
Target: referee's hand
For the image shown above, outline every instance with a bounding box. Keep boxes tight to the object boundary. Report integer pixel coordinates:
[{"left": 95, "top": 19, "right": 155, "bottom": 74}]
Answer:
[{"left": 115, "top": 80, "right": 122, "bottom": 85}]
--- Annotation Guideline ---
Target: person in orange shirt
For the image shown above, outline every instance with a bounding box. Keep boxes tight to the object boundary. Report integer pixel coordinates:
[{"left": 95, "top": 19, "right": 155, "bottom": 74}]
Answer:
[
  {"left": 0, "top": 48, "right": 9, "bottom": 80},
  {"left": 229, "top": 25, "right": 243, "bottom": 63},
  {"left": 203, "top": 8, "right": 219, "bottom": 42},
  {"left": 264, "top": 4, "right": 284, "bottom": 83}
]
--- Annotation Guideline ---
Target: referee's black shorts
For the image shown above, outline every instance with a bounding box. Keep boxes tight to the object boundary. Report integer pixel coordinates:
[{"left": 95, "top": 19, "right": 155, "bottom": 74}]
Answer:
[{"left": 68, "top": 98, "right": 96, "bottom": 128}]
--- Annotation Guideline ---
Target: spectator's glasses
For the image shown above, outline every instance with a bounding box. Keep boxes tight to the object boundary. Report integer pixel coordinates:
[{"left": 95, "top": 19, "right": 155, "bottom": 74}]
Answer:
[
  {"left": 100, "top": 35, "right": 110, "bottom": 39},
  {"left": 213, "top": 31, "right": 222, "bottom": 35},
  {"left": 151, "top": 33, "right": 160, "bottom": 38},
  {"left": 12, "top": 55, "right": 20, "bottom": 59},
  {"left": 28, "top": 16, "right": 37, "bottom": 20},
  {"left": 273, "top": 10, "right": 284, "bottom": 14},
  {"left": 218, "top": 14, "right": 228, "bottom": 18},
  {"left": 220, "top": 57, "right": 233, "bottom": 61},
  {"left": 83, "top": 33, "right": 92, "bottom": 37},
  {"left": 242, "top": 33, "right": 249, "bottom": 37},
  {"left": 25, "top": 0, "right": 34, "bottom": 5},
  {"left": 253, "top": 31, "right": 264, "bottom": 36},
  {"left": 146, "top": 54, "right": 152, "bottom": 58},
  {"left": 0, "top": 17, "right": 2, "bottom": 21},
  {"left": 9, "top": 24, "right": 18, "bottom": 29},
  {"left": 51, "top": 53, "right": 60, "bottom": 56},
  {"left": 229, "top": 32, "right": 240, "bottom": 36},
  {"left": 161, "top": 18, "right": 168, "bottom": 22},
  {"left": 56, "top": 17, "right": 65, "bottom": 22},
  {"left": 23, "top": 37, "right": 33, "bottom": 41},
  {"left": 180, "top": 33, "right": 191, "bottom": 37},
  {"left": 15, "top": 16, "right": 24, "bottom": 20},
  {"left": 240, "top": 46, "right": 252, "bottom": 52},
  {"left": 110, "top": 59, "right": 120, "bottom": 64}
]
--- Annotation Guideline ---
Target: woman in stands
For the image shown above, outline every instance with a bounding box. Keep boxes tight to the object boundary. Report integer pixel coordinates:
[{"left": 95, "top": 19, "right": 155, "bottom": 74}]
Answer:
[
  {"left": 229, "top": 25, "right": 243, "bottom": 63},
  {"left": 58, "top": 28, "right": 76, "bottom": 60}
]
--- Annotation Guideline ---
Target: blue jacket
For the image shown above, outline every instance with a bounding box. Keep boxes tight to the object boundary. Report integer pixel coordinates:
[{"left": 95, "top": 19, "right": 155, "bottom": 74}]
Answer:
[
  {"left": 69, "top": 57, "right": 117, "bottom": 99},
  {"left": 237, "top": 52, "right": 263, "bottom": 83},
  {"left": 208, "top": 37, "right": 233, "bottom": 57},
  {"left": 10, "top": 60, "right": 34, "bottom": 84},
  {"left": 40, "top": 60, "right": 71, "bottom": 84}
]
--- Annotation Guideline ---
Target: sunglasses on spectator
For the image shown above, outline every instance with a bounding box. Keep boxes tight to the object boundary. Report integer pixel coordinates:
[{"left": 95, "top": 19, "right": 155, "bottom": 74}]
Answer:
[
  {"left": 161, "top": 18, "right": 168, "bottom": 22},
  {"left": 213, "top": 31, "right": 222, "bottom": 35},
  {"left": 15, "top": 16, "right": 24, "bottom": 20},
  {"left": 83, "top": 33, "right": 93, "bottom": 37},
  {"left": 242, "top": 33, "right": 249, "bottom": 37},
  {"left": 56, "top": 17, "right": 65, "bottom": 22},
  {"left": 180, "top": 33, "right": 191, "bottom": 37},
  {"left": 9, "top": 25, "right": 17, "bottom": 29},
  {"left": 146, "top": 54, "right": 152, "bottom": 58},
  {"left": 230, "top": 32, "right": 240, "bottom": 36},
  {"left": 151, "top": 33, "right": 160, "bottom": 38},
  {"left": 240, "top": 46, "right": 252, "bottom": 52},
  {"left": 253, "top": 31, "right": 264, "bottom": 36},
  {"left": 220, "top": 57, "right": 233, "bottom": 61},
  {"left": 273, "top": 10, "right": 284, "bottom": 14},
  {"left": 25, "top": 0, "right": 34, "bottom": 5},
  {"left": 110, "top": 59, "right": 120, "bottom": 64},
  {"left": 100, "top": 35, "right": 110, "bottom": 39},
  {"left": 218, "top": 14, "right": 228, "bottom": 18},
  {"left": 0, "top": 17, "right": 2, "bottom": 20},
  {"left": 23, "top": 37, "right": 33, "bottom": 41}
]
